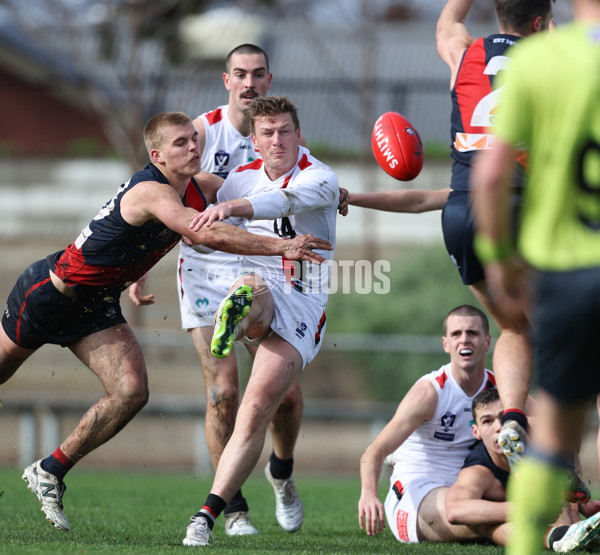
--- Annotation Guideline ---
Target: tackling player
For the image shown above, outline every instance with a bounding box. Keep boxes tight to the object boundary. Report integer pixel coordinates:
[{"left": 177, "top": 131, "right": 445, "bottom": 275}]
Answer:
[{"left": 2, "top": 111, "right": 330, "bottom": 531}]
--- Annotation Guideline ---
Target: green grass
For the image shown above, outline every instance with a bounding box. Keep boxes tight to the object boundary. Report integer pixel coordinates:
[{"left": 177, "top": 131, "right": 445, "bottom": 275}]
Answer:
[{"left": 0, "top": 467, "right": 504, "bottom": 554}]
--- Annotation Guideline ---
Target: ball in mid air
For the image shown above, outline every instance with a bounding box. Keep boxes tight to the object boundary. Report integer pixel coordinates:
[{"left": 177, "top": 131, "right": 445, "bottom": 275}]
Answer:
[{"left": 371, "top": 111, "right": 424, "bottom": 181}]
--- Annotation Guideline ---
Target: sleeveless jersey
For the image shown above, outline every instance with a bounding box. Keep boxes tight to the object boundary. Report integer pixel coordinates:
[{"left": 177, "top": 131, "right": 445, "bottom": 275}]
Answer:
[
  {"left": 51, "top": 163, "right": 206, "bottom": 291},
  {"left": 450, "top": 34, "right": 525, "bottom": 191},
  {"left": 389, "top": 364, "right": 496, "bottom": 486},
  {"left": 463, "top": 440, "right": 509, "bottom": 489},
  {"left": 181, "top": 104, "right": 259, "bottom": 260},
  {"left": 495, "top": 22, "right": 600, "bottom": 271},
  {"left": 217, "top": 145, "right": 339, "bottom": 307}
]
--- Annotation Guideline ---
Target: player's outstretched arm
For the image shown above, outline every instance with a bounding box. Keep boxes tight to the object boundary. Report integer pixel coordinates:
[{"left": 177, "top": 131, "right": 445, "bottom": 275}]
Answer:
[
  {"left": 347, "top": 188, "right": 450, "bottom": 213},
  {"left": 123, "top": 179, "right": 332, "bottom": 263},
  {"left": 186, "top": 220, "right": 331, "bottom": 263}
]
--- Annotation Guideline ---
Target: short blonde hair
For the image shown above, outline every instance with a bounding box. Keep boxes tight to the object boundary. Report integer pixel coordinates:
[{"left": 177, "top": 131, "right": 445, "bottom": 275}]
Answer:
[{"left": 143, "top": 111, "right": 191, "bottom": 153}]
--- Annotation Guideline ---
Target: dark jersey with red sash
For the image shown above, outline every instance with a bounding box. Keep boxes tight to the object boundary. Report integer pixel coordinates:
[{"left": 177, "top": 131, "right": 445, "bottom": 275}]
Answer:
[
  {"left": 450, "top": 34, "right": 526, "bottom": 191},
  {"left": 50, "top": 163, "right": 207, "bottom": 292}
]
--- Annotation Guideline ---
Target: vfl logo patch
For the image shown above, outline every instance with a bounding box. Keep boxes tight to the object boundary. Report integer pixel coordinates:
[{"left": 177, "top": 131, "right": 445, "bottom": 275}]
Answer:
[
  {"left": 434, "top": 411, "right": 457, "bottom": 441},
  {"left": 295, "top": 322, "right": 307, "bottom": 339},
  {"left": 40, "top": 482, "right": 57, "bottom": 499},
  {"left": 214, "top": 150, "right": 230, "bottom": 171}
]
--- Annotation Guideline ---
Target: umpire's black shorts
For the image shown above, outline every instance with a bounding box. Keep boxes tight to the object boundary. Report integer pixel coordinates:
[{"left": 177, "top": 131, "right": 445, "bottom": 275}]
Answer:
[{"left": 533, "top": 267, "right": 600, "bottom": 403}]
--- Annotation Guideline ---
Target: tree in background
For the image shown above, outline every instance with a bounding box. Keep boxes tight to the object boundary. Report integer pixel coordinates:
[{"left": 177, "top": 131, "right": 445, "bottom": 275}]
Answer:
[{"left": 0, "top": 0, "right": 208, "bottom": 168}]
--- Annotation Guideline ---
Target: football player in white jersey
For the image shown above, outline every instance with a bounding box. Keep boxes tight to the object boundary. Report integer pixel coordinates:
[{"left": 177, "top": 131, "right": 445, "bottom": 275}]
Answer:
[
  {"left": 181, "top": 96, "right": 338, "bottom": 547},
  {"left": 129, "top": 45, "right": 305, "bottom": 537},
  {"left": 358, "top": 305, "right": 498, "bottom": 543}
]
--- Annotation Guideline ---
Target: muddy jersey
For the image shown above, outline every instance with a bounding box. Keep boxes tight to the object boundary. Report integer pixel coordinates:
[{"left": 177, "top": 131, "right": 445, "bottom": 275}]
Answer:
[
  {"left": 217, "top": 145, "right": 338, "bottom": 307},
  {"left": 51, "top": 163, "right": 205, "bottom": 291},
  {"left": 389, "top": 364, "right": 496, "bottom": 487},
  {"left": 450, "top": 34, "right": 525, "bottom": 192}
]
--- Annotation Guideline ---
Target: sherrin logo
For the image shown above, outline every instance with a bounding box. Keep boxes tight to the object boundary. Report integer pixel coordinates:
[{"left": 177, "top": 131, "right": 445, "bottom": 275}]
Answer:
[{"left": 372, "top": 116, "right": 399, "bottom": 171}]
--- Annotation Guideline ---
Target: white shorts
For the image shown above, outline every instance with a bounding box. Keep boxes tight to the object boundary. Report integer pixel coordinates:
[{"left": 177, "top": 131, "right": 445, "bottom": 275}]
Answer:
[
  {"left": 267, "top": 281, "right": 327, "bottom": 370},
  {"left": 384, "top": 478, "right": 445, "bottom": 543},
  {"left": 177, "top": 245, "right": 244, "bottom": 329}
]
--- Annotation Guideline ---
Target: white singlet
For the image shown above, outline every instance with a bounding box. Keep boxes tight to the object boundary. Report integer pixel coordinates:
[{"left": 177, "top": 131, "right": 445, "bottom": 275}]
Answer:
[
  {"left": 178, "top": 105, "right": 260, "bottom": 329},
  {"left": 384, "top": 363, "right": 496, "bottom": 542},
  {"left": 217, "top": 145, "right": 339, "bottom": 367}
]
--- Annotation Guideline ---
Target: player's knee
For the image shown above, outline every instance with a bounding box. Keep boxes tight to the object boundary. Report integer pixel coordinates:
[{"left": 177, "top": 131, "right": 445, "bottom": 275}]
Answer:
[
  {"left": 279, "top": 385, "right": 303, "bottom": 413},
  {"left": 207, "top": 387, "right": 239, "bottom": 415},
  {"left": 116, "top": 370, "right": 149, "bottom": 410}
]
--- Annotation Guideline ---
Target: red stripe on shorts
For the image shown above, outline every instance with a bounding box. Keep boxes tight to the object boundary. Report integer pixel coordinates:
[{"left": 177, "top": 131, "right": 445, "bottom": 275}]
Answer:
[{"left": 16, "top": 277, "right": 50, "bottom": 344}]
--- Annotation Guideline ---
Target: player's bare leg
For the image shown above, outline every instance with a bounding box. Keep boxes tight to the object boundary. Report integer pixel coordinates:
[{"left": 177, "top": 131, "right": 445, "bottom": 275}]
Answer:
[
  {"left": 270, "top": 379, "right": 303, "bottom": 460},
  {"left": 191, "top": 325, "right": 259, "bottom": 535},
  {"left": 0, "top": 324, "right": 34, "bottom": 383},
  {"left": 417, "top": 487, "right": 479, "bottom": 542},
  {"left": 470, "top": 281, "right": 532, "bottom": 415},
  {"left": 64, "top": 324, "right": 149, "bottom": 461},
  {"left": 470, "top": 281, "right": 531, "bottom": 468},
  {"left": 192, "top": 326, "right": 240, "bottom": 469},
  {"left": 211, "top": 335, "right": 303, "bottom": 503},
  {"left": 21, "top": 324, "right": 148, "bottom": 531}
]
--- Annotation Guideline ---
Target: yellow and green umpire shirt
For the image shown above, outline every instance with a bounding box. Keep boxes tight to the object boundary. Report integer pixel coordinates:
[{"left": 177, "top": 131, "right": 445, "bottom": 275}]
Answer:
[{"left": 494, "top": 21, "right": 600, "bottom": 271}]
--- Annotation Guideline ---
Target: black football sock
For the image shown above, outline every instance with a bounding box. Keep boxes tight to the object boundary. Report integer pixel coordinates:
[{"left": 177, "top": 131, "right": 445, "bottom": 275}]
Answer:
[
  {"left": 195, "top": 494, "right": 227, "bottom": 530},
  {"left": 269, "top": 452, "right": 294, "bottom": 480},
  {"left": 40, "top": 447, "right": 74, "bottom": 480},
  {"left": 223, "top": 489, "right": 249, "bottom": 515}
]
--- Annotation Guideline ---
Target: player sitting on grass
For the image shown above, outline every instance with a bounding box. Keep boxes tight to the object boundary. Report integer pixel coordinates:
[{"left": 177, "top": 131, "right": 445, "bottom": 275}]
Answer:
[{"left": 359, "top": 304, "right": 500, "bottom": 543}]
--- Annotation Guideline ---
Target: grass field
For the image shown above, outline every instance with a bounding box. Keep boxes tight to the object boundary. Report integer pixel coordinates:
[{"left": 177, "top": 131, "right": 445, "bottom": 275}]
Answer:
[{"left": 0, "top": 467, "right": 507, "bottom": 554}]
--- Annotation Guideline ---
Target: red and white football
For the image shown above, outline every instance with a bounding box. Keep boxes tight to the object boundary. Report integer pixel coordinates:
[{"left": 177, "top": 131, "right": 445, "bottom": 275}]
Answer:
[{"left": 371, "top": 111, "right": 424, "bottom": 181}]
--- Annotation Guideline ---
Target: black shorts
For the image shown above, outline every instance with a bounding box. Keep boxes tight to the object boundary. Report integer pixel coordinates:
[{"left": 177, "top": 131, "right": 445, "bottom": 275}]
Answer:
[
  {"left": 2, "top": 258, "right": 126, "bottom": 349},
  {"left": 441, "top": 190, "right": 483, "bottom": 285},
  {"left": 442, "top": 183, "right": 522, "bottom": 286},
  {"left": 533, "top": 267, "right": 600, "bottom": 403}
]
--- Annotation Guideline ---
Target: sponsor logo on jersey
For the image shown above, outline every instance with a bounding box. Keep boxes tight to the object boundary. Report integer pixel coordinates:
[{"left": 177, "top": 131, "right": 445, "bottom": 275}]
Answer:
[{"left": 195, "top": 297, "right": 209, "bottom": 309}]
